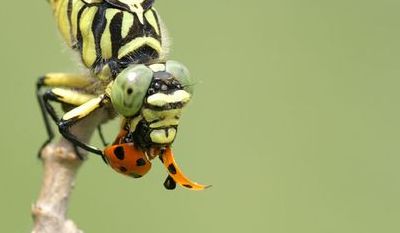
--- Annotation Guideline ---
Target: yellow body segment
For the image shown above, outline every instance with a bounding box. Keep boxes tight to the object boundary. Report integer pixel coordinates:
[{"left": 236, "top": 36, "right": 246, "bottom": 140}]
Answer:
[
  {"left": 63, "top": 95, "right": 104, "bottom": 120},
  {"left": 48, "top": 0, "right": 164, "bottom": 75},
  {"left": 144, "top": 10, "right": 160, "bottom": 35},
  {"left": 146, "top": 90, "right": 191, "bottom": 107},
  {"left": 150, "top": 128, "right": 177, "bottom": 144},
  {"left": 118, "top": 37, "right": 162, "bottom": 59},
  {"left": 149, "top": 63, "right": 166, "bottom": 72},
  {"left": 79, "top": 7, "right": 99, "bottom": 67},
  {"left": 150, "top": 118, "right": 179, "bottom": 129},
  {"left": 129, "top": 115, "right": 143, "bottom": 131},
  {"left": 121, "top": 11, "right": 135, "bottom": 38},
  {"left": 70, "top": 0, "right": 86, "bottom": 42},
  {"left": 51, "top": 88, "right": 96, "bottom": 106},
  {"left": 43, "top": 73, "right": 92, "bottom": 88},
  {"left": 56, "top": 0, "right": 72, "bottom": 46},
  {"left": 118, "top": 0, "right": 145, "bottom": 24},
  {"left": 142, "top": 108, "right": 182, "bottom": 123},
  {"left": 100, "top": 9, "right": 121, "bottom": 59}
]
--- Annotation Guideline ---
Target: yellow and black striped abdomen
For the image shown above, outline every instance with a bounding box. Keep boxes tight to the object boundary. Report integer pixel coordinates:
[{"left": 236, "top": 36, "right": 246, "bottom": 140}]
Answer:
[{"left": 51, "top": 0, "right": 163, "bottom": 77}]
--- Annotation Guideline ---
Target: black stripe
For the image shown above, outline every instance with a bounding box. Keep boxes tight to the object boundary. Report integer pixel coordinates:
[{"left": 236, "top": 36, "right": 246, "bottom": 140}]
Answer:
[
  {"left": 142, "top": 10, "right": 159, "bottom": 39},
  {"left": 121, "top": 10, "right": 161, "bottom": 45},
  {"left": 91, "top": 5, "right": 107, "bottom": 68},
  {"left": 109, "top": 12, "right": 124, "bottom": 58},
  {"left": 150, "top": 9, "right": 161, "bottom": 39},
  {"left": 143, "top": 102, "right": 186, "bottom": 111},
  {"left": 66, "top": 0, "right": 75, "bottom": 46},
  {"left": 142, "top": 9, "right": 162, "bottom": 41},
  {"left": 148, "top": 118, "right": 179, "bottom": 126},
  {"left": 104, "top": 0, "right": 131, "bottom": 11},
  {"left": 119, "top": 45, "right": 159, "bottom": 66},
  {"left": 143, "top": 0, "right": 155, "bottom": 10},
  {"left": 122, "top": 12, "right": 142, "bottom": 45},
  {"left": 121, "top": 12, "right": 137, "bottom": 40},
  {"left": 75, "top": 5, "right": 88, "bottom": 52},
  {"left": 104, "top": 0, "right": 154, "bottom": 12}
]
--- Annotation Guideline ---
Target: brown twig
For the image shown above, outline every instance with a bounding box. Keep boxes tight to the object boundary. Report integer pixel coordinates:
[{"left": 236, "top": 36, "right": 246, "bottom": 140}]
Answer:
[{"left": 32, "top": 109, "right": 109, "bottom": 233}]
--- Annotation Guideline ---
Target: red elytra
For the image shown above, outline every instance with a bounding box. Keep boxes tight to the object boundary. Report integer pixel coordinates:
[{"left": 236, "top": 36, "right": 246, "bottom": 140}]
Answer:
[
  {"left": 103, "top": 128, "right": 210, "bottom": 190},
  {"left": 103, "top": 142, "right": 151, "bottom": 178}
]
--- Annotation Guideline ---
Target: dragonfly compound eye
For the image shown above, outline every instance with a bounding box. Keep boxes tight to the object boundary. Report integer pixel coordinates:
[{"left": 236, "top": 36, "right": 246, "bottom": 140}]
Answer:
[
  {"left": 111, "top": 64, "right": 153, "bottom": 117},
  {"left": 166, "top": 60, "right": 194, "bottom": 95}
]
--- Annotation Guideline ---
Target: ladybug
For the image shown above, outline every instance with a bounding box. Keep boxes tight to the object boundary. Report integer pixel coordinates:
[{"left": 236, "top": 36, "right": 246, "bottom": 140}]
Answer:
[
  {"left": 103, "top": 126, "right": 210, "bottom": 190},
  {"left": 103, "top": 127, "right": 151, "bottom": 178}
]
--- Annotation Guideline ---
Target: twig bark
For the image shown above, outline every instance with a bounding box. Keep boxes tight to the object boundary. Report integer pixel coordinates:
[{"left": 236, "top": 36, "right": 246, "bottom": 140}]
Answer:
[{"left": 32, "top": 109, "right": 109, "bottom": 233}]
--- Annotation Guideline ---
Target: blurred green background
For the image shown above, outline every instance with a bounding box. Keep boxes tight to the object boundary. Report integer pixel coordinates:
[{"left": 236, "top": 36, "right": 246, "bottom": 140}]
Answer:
[{"left": 1, "top": 0, "right": 400, "bottom": 232}]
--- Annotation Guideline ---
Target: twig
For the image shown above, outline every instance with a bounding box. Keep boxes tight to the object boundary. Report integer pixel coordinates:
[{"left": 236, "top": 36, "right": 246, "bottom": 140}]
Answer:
[{"left": 32, "top": 109, "right": 109, "bottom": 233}]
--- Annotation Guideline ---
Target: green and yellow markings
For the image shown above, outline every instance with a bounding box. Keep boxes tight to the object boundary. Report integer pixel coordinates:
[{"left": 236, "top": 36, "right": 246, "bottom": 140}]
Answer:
[
  {"left": 121, "top": 11, "right": 135, "bottom": 39},
  {"left": 146, "top": 90, "right": 191, "bottom": 107},
  {"left": 142, "top": 108, "right": 182, "bottom": 124},
  {"left": 150, "top": 118, "right": 179, "bottom": 129},
  {"left": 56, "top": 0, "right": 72, "bottom": 46},
  {"left": 62, "top": 95, "right": 104, "bottom": 121},
  {"left": 118, "top": 37, "right": 161, "bottom": 59},
  {"left": 150, "top": 128, "right": 177, "bottom": 144},
  {"left": 43, "top": 73, "right": 92, "bottom": 88},
  {"left": 100, "top": 9, "right": 121, "bottom": 59},
  {"left": 129, "top": 115, "right": 143, "bottom": 132},
  {"left": 70, "top": 0, "right": 86, "bottom": 41},
  {"left": 126, "top": 0, "right": 145, "bottom": 24},
  {"left": 79, "top": 6, "right": 98, "bottom": 67},
  {"left": 51, "top": 88, "right": 96, "bottom": 106},
  {"left": 149, "top": 63, "right": 166, "bottom": 72},
  {"left": 144, "top": 10, "right": 160, "bottom": 35}
]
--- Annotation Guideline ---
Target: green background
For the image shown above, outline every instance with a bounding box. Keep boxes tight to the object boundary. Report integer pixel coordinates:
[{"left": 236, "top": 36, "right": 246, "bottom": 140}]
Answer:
[{"left": 1, "top": 0, "right": 400, "bottom": 232}]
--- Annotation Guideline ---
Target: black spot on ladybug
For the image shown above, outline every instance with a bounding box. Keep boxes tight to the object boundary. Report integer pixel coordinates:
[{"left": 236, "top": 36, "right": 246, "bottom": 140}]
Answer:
[
  {"left": 164, "top": 175, "right": 176, "bottom": 190},
  {"left": 119, "top": 166, "right": 127, "bottom": 172},
  {"left": 159, "top": 156, "right": 164, "bottom": 163},
  {"left": 114, "top": 146, "right": 125, "bottom": 160},
  {"left": 136, "top": 158, "right": 146, "bottom": 167},
  {"left": 183, "top": 184, "right": 193, "bottom": 189},
  {"left": 168, "top": 164, "right": 177, "bottom": 174}
]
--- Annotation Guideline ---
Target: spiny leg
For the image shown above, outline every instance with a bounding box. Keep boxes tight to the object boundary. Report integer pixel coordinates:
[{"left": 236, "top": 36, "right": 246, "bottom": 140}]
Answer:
[
  {"left": 40, "top": 73, "right": 111, "bottom": 148},
  {"left": 36, "top": 90, "right": 54, "bottom": 156},
  {"left": 58, "top": 95, "right": 108, "bottom": 156},
  {"left": 36, "top": 73, "right": 94, "bottom": 157},
  {"left": 42, "top": 88, "right": 104, "bottom": 158}
]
